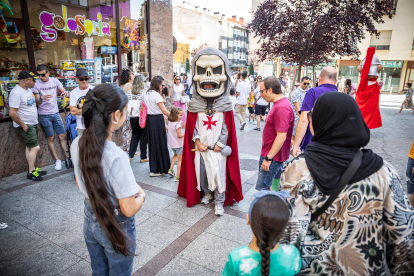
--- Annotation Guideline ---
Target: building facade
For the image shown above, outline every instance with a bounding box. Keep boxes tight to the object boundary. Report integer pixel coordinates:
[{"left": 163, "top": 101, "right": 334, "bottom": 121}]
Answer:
[{"left": 173, "top": 2, "right": 250, "bottom": 72}]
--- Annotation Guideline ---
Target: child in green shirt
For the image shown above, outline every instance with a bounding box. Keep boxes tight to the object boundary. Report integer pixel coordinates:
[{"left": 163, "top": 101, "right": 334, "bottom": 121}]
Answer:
[{"left": 222, "top": 190, "right": 301, "bottom": 276}]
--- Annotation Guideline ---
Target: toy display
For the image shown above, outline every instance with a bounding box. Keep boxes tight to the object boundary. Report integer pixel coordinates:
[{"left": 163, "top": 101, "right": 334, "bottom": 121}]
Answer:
[{"left": 0, "top": 80, "right": 18, "bottom": 118}]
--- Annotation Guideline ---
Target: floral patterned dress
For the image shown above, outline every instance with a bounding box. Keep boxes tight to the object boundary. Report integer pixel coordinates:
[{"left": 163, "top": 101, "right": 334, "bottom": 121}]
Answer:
[{"left": 280, "top": 158, "right": 414, "bottom": 276}]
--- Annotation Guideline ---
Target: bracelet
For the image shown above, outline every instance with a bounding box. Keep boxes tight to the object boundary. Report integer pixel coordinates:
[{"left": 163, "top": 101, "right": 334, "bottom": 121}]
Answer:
[{"left": 135, "top": 193, "right": 145, "bottom": 202}]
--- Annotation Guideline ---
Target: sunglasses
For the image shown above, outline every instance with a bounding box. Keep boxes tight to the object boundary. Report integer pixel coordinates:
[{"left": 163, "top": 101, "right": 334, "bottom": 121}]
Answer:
[
  {"left": 38, "top": 73, "right": 47, "bottom": 77},
  {"left": 257, "top": 78, "right": 262, "bottom": 80},
  {"left": 175, "top": 78, "right": 181, "bottom": 81},
  {"left": 307, "top": 110, "right": 313, "bottom": 120},
  {"left": 79, "top": 77, "right": 89, "bottom": 82},
  {"left": 303, "top": 82, "right": 310, "bottom": 85}
]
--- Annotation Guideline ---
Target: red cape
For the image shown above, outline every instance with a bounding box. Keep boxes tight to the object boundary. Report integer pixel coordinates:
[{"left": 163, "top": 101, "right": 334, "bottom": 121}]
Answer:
[{"left": 177, "top": 111, "right": 243, "bottom": 207}]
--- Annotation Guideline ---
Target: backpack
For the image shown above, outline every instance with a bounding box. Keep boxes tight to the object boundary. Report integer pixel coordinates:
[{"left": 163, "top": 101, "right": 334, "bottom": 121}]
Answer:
[{"left": 139, "top": 92, "right": 147, "bottom": 128}]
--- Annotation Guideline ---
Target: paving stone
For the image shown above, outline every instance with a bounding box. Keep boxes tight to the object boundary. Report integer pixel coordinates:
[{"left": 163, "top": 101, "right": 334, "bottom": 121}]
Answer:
[
  {"left": 60, "top": 260, "right": 92, "bottom": 276},
  {"left": 139, "top": 190, "right": 177, "bottom": 213},
  {"left": 179, "top": 232, "right": 242, "bottom": 273},
  {"left": 205, "top": 214, "right": 252, "bottom": 245},
  {"left": 135, "top": 210, "right": 154, "bottom": 225},
  {"left": 156, "top": 256, "right": 217, "bottom": 276},
  {"left": 0, "top": 242, "right": 80, "bottom": 276},
  {"left": 0, "top": 179, "right": 11, "bottom": 189},
  {"left": 21, "top": 173, "right": 76, "bottom": 196},
  {"left": 49, "top": 224, "right": 89, "bottom": 259},
  {"left": 161, "top": 180, "right": 180, "bottom": 192},
  {"left": 2, "top": 197, "right": 83, "bottom": 240},
  {"left": 0, "top": 189, "right": 39, "bottom": 212},
  {"left": 135, "top": 215, "right": 189, "bottom": 249},
  {"left": 1, "top": 163, "right": 64, "bottom": 187},
  {"left": 0, "top": 220, "right": 46, "bottom": 261},
  {"left": 133, "top": 241, "right": 163, "bottom": 272},
  {"left": 231, "top": 194, "right": 254, "bottom": 213},
  {"left": 239, "top": 159, "right": 259, "bottom": 171},
  {"left": 240, "top": 170, "right": 257, "bottom": 184},
  {"left": 157, "top": 200, "right": 210, "bottom": 227}
]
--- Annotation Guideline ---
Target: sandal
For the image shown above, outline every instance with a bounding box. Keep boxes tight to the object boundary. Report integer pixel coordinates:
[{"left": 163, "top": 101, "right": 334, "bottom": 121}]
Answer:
[{"left": 0, "top": 222, "right": 8, "bottom": 230}]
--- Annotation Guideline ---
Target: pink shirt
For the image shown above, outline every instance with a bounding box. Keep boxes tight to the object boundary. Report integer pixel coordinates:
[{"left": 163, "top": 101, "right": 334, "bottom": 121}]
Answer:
[
  {"left": 261, "top": 97, "right": 294, "bottom": 162},
  {"left": 33, "top": 77, "right": 63, "bottom": 115},
  {"left": 168, "top": 121, "right": 184, "bottom": 149}
]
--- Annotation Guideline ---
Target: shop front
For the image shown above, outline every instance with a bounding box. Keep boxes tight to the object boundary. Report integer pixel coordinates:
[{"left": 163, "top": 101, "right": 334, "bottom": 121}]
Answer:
[
  {"left": 304, "top": 60, "right": 337, "bottom": 83},
  {"left": 339, "top": 60, "right": 360, "bottom": 88},
  {"left": 0, "top": 0, "right": 173, "bottom": 178},
  {"left": 379, "top": 60, "right": 403, "bottom": 92}
]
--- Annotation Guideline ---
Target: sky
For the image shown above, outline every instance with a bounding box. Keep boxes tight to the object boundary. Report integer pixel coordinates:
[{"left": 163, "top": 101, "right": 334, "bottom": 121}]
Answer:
[{"left": 172, "top": 0, "right": 253, "bottom": 23}]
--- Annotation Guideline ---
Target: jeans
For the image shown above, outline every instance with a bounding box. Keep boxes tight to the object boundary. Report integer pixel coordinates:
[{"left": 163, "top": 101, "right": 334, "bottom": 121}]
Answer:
[
  {"left": 38, "top": 112, "right": 65, "bottom": 137},
  {"left": 407, "top": 157, "right": 414, "bottom": 195},
  {"left": 235, "top": 104, "right": 247, "bottom": 124},
  {"left": 83, "top": 199, "right": 136, "bottom": 276},
  {"left": 255, "top": 156, "right": 283, "bottom": 191}
]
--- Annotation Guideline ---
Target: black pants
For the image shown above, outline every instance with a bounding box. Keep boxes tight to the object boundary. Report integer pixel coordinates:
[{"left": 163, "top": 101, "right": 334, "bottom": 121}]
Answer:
[
  {"left": 129, "top": 117, "right": 148, "bottom": 159},
  {"left": 147, "top": 114, "right": 171, "bottom": 174}
]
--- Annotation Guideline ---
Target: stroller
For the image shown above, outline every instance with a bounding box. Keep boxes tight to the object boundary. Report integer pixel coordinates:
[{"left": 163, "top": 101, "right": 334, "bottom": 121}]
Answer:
[{"left": 64, "top": 104, "right": 77, "bottom": 169}]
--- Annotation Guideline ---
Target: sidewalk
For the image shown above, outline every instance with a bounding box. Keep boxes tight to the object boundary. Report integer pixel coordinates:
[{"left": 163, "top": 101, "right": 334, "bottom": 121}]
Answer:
[{"left": 0, "top": 98, "right": 411, "bottom": 275}]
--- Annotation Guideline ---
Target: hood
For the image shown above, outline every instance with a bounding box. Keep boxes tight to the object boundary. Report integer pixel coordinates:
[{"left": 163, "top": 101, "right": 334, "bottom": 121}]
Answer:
[{"left": 188, "top": 48, "right": 233, "bottom": 113}]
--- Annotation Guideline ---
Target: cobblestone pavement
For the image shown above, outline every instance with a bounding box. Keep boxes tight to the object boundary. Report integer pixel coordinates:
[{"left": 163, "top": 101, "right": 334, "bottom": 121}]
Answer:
[{"left": 0, "top": 94, "right": 411, "bottom": 275}]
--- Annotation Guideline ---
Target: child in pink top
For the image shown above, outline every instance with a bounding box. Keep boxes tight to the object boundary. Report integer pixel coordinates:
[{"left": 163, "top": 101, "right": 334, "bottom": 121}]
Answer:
[{"left": 167, "top": 107, "right": 184, "bottom": 181}]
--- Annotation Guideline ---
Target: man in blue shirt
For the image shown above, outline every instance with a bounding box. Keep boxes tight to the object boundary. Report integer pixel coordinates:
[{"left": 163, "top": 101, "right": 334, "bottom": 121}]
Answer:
[{"left": 292, "top": 67, "right": 338, "bottom": 157}]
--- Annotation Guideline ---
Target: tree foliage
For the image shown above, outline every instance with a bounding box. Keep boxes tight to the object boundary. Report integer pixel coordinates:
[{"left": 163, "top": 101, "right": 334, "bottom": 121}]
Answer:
[
  {"left": 249, "top": 0, "right": 393, "bottom": 70},
  {"left": 185, "top": 58, "right": 190, "bottom": 72},
  {"left": 249, "top": 64, "right": 254, "bottom": 75}
]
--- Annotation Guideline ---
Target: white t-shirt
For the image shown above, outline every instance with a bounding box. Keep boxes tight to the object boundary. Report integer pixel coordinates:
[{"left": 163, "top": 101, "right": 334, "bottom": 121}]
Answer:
[
  {"left": 69, "top": 85, "right": 95, "bottom": 130},
  {"left": 9, "top": 85, "right": 38, "bottom": 128},
  {"left": 254, "top": 85, "right": 268, "bottom": 106},
  {"left": 143, "top": 90, "right": 164, "bottom": 115},
  {"left": 236, "top": 80, "right": 250, "bottom": 105},
  {"left": 187, "top": 75, "right": 193, "bottom": 94},
  {"left": 173, "top": 83, "right": 184, "bottom": 101},
  {"left": 229, "top": 95, "right": 237, "bottom": 112}
]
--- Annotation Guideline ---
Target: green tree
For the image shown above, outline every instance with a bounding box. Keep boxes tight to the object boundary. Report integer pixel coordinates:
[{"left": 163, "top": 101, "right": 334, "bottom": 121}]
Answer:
[
  {"left": 185, "top": 58, "right": 190, "bottom": 73},
  {"left": 249, "top": 64, "right": 254, "bottom": 75}
]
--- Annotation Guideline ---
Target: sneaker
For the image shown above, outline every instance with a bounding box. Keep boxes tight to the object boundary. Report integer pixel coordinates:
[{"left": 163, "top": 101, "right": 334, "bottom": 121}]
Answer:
[
  {"left": 149, "top": 172, "right": 162, "bottom": 177},
  {"left": 140, "top": 159, "right": 149, "bottom": 163},
  {"left": 240, "top": 121, "right": 246, "bottom": 130},
  {"left": 0, "top": 223, "right": 8, "bottom": 230},
  {"left": 201, "top": 193, "right": 213, "bottom": 204},
  {"left": 214, "top": 205, "right": 225, "bottom": 216},
  {"left": 168, "top": 169, "right": 175, "bottom": 177},
  {"left": 35, "top": 168, "right": 47, "bottom": 176},
  {"left": 253, "top": 127, "right": 261, "bottom": 131},
  {"left": 175, "top": 176, "right": 179, "bottom": 182},
  {"left": 55, "top": 160, "right": 62, "bottom": 171},
  {"left": 27, "top": 170, "right": 43, "bottom": 181}
]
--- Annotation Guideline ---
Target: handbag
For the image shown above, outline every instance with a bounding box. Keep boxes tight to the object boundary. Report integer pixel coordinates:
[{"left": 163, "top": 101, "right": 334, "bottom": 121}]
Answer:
[
  {"left": 253, "top": 96, "right": 261, "bottom": 109},
  {"left": 180, "top": 94, "right": 190, "bottom": 104},
  {"left": 310, "top": 149, "right": 363, "bottom": 222},
  {"left": 128, "top": 95, "right": 141, "bottom": 118},
  {"left": 139, "top": 93, "right": 147, "bottom": 128}
]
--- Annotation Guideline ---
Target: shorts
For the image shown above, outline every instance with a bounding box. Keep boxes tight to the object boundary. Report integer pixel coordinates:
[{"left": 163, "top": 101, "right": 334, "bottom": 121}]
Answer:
[
  {"left": 172, "top": 147, "right": 183, "bottom": 155},
  {"left": 16, "top": 124, "right": 39, "bottom": 148},
  {"left": 38, "top": 112, "right": 65, "bottom": 137},
  {"left": 255, "top": 156, "right": 284, "bottom": 191},
  {"left": 407, "top": 157, "right": 414, "bottom": 195},
  {"left": 292, "top": 119, "right": 298, "bottom": 135},
  {"left": 255, "top": 104, "right": 267, "bottom": 116},
  {"left": 248, "top": 106, "right": 255, "bottom": 114}
]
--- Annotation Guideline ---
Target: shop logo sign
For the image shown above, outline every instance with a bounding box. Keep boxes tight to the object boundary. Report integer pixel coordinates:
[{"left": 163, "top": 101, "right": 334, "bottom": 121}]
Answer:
[{"left": 39, "top": 5, "right": 111, "bottom": 42}]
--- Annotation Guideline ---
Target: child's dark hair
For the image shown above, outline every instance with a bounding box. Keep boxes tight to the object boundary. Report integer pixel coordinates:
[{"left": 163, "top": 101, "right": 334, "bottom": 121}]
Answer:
[
  {"left": 250, "top": 196, "right": 289, "bottom": 276},
  {"left": 230, "top": 88, "right": 236, "bottom": 96},
  {"left": 168, "top": 107, "right": 183, "bottom": 122},
  {"left": 162, "top": 86, "right": 169, "bottom": 97}
]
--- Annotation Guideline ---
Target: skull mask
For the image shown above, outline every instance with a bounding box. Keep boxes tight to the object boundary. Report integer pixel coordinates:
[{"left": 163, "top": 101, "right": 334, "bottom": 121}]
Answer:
[{"left": 193, "top": 55, "right": 227, "bottom": 99}]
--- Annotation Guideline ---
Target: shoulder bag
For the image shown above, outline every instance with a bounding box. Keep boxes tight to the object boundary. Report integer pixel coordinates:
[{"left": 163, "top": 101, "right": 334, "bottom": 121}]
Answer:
[
  {"left": 253, "top": 96, "right": 261, "bottom": 109},
  {"left": 181, "top": 94, "right": 190, "bottom": 104},
  {"left": 139, "top": 92, "right": 147, "bottom": 128},
  {"left": 310, "top": 149, "right": 363, "bottom": 222},
  {"left": 128, "top": 95, "right": 141, "bottom": 118}
]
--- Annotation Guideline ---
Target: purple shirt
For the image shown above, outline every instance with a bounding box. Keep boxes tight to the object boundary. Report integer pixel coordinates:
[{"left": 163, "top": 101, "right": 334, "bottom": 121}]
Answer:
[
  {"left": 33, "top": 77, "right": 63, "bottom": 115},
  {"left": 299, "top": 83, "right": 338, "bottom": 150}
]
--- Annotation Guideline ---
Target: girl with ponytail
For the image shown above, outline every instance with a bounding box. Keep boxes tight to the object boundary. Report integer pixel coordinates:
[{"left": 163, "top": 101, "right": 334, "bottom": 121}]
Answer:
[
  {"left": 71, "top": 84, "right": 146, "bottom": 276},
  {"left": 222, "top": 191, "right": 301, "bottom": 276}
]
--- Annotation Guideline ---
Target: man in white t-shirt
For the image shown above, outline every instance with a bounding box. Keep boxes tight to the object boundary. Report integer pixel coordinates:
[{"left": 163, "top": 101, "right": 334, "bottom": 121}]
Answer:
[
  {"left": 235, "top": 72, "right": 250, "bottom": 130},
  {"left": 9, "top": 71, "right": 47, "bottom": 181},
  {"left": 69, "top": 69, "right": 95, "bottom": 137},
  {"left": 253, "top": 76, "right": 269, "bottom": 131}
]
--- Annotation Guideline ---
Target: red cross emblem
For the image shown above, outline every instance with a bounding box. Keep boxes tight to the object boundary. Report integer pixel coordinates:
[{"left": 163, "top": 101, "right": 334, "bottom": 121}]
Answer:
[{"left": 202, "top": 116, "right": 217, "bottom": 130}]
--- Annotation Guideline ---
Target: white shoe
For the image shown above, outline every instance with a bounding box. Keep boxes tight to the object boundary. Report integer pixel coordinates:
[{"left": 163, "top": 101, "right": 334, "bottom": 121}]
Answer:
[
  {"left": 149, "top": 172, "right": 162, "bottom": 177},
  {"left": 55, "top": 160, "right": 62, "bottom": 171},
  {"left": 214, "top": 205, "right": 225, "bottom": 216},
  {"left": 201, "top": 193, "right": 213, "bottom": 204},
  {"left": 0, "top": 222, "right": 8, "bottom": 230},
  {"left": 240, "top": 121, "right": 246, "bottom": 130}
]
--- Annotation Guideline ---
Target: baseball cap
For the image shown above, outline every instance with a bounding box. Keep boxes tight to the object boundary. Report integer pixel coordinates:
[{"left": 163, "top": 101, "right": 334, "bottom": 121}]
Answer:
[
  {"left": 18, "top": 71, "right": 39, "bottom": 80},
  {"left": 76, "top": 68, "right": 88, "bottom": 79}
]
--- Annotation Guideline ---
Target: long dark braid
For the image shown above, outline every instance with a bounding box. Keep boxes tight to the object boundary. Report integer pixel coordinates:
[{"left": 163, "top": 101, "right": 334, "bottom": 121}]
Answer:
[
  {"left": 250, "top": 196, "right": 290, "bottom": 276},
  {"left": 78, "top": 84, "right": 132, "bottom": 256}
]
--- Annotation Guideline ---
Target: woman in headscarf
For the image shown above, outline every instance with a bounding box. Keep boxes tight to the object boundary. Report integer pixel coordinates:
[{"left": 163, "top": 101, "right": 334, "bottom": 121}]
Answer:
[{"left": 280, "top": 92, "right": 414, "bottom": 275}]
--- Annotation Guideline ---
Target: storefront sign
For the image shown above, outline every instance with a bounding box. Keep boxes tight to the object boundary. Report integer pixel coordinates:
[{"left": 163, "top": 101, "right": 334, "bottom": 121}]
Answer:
[
  {"left": 101, "top": 47, "right": 117, "bottom": 55},
  {"left": 39, "top": 5, "right": 111, "bottom": 42},
  {"left": 264, "top": 60, "right": 274, "bottom": 65},
  {"left": 382, "top": 61, "right": 403, "bottom": 68}
]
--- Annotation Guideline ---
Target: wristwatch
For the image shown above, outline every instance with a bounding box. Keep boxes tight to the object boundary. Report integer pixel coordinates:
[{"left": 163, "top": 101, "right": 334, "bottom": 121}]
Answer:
[
  {"left": 135, "top": 193, "right": 145, "bottom": 202},
  {"left": 264, "top": 156, "right": 272, "bottom": 162}
]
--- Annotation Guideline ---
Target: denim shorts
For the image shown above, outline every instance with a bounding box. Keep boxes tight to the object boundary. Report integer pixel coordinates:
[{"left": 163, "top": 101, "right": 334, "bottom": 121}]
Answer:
[
  {"left": 172, "top": 147, "right": 183, "bottom": 155},
  {"left": 255, "top": 156, "right": 284, "bottom": 191},
  {"left": 38, "top": 112, "right": 65, "bottom": 137},
  {"left": 407, "top": 157, "right": 414, "bottom": 195}
]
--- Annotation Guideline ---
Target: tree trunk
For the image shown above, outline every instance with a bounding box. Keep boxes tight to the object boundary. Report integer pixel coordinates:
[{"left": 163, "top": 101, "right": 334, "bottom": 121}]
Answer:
[
  {"left": 312, "top": 66, "right": 315, "bottom": 82},
  {"left": 297, "top": 63, "right": 303, "bottom": 82}
]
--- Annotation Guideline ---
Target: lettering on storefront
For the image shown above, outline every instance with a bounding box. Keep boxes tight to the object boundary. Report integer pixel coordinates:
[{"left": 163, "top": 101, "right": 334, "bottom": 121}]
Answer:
[
  {"left": 382, "top": 61, "right": 403, "bottom": 68},
  {"left": 39, "top": 5, "right": 111, "bottom": 42}
]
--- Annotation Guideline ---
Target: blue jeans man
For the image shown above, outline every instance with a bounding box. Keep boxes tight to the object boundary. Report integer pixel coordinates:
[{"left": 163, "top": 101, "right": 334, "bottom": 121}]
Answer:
[{"left": 255, "top": 156, "right": 284, "bottom": 191}]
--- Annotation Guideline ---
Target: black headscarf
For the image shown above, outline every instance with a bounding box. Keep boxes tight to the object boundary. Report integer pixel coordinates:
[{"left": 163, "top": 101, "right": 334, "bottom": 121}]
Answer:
[{"left": 304, "top": 92, "right": 383, "bottom": 195}]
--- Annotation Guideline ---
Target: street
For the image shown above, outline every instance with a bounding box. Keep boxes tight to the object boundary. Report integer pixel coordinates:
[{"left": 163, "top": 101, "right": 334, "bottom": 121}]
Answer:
[{"left": 0, "top": 93, "right": 412, "bottom": 276}]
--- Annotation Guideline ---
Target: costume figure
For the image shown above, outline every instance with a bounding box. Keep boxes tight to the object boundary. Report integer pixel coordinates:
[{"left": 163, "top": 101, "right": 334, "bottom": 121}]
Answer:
[
  {"left": 356, "top": 47, "right": 382, "bottom": 129},
  {"left": 178, "top": 48, "right": 243, "bottom": 216}
]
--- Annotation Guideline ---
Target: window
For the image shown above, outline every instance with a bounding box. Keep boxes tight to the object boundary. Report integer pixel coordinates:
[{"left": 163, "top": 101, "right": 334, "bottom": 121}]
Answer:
[
  {"left": 376, "top": 0, "right": 398, "bottom": 15},
  {"left": 370, "top": 31, "right": 391, "bottom": 50}
]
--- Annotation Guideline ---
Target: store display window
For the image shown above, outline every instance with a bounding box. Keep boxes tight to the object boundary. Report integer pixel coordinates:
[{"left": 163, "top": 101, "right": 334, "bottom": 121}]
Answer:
[
  {"left": 339, "top": 66, "right": 359, "bottom": 86},
  {"left": 379, "top": 61, "right": 402, "bottom": 92},
  {"left": 118, "top": 0, "right": 149, "bottom": 78},
  {"left": 0, "top": 1, "right": 31, "bottom": 118}
]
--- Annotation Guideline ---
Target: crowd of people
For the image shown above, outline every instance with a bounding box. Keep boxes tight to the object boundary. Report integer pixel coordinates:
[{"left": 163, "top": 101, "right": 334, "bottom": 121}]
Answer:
[{"left": 5, "top": 65, "right": 414, "bottom": 275}]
